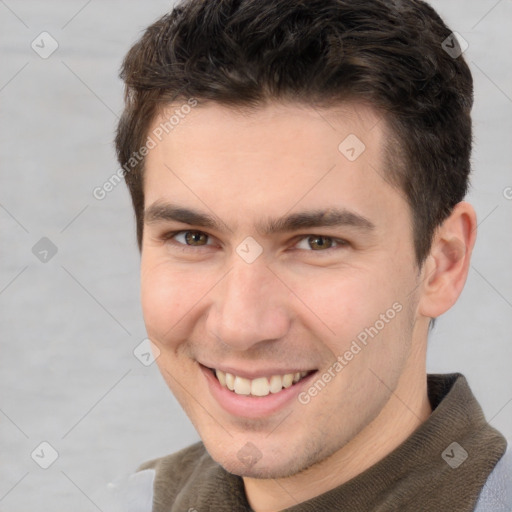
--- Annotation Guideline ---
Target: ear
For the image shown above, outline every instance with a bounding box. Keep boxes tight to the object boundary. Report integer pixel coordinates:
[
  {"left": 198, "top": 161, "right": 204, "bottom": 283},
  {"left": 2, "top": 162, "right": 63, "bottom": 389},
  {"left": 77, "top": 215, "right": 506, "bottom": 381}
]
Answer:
[{"left": 418, "top": 201, "right": 477, "bottom": 319}]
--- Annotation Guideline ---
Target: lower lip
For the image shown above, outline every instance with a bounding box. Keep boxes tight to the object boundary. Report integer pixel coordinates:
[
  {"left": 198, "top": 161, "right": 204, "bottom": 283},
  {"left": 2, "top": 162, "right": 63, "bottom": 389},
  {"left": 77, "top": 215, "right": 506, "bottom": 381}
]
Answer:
[{"left": 200, "top": 364, "right": 317, "bottom": 419}]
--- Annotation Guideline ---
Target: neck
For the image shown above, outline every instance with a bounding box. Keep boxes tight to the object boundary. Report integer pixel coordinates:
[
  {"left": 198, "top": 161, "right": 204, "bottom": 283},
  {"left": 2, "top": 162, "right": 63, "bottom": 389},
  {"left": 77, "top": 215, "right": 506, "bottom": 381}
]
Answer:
[{"left": 243, "top": 348, "right": 432, "bottom": 512}]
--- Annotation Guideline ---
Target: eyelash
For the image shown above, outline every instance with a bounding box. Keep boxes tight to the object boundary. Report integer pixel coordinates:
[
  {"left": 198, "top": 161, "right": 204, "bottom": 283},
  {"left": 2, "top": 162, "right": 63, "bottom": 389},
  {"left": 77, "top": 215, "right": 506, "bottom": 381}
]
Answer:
[{"left": 161, "top": 230, "right": 349, "bottom": 253}]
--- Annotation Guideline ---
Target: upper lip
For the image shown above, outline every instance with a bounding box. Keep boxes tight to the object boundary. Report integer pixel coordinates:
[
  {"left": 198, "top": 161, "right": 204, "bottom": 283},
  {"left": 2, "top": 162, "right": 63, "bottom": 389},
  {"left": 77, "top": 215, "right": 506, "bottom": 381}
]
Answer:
[{"left": 199, "top": 362, "right": 317, "bottom": 380}]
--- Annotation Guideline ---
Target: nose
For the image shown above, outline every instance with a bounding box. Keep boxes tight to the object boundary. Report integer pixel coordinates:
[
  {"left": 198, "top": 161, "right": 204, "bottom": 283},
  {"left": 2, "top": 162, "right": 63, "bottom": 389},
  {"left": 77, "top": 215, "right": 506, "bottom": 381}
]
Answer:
[{"left": 205, "top": 258, "right": 291, "bottom": 351}]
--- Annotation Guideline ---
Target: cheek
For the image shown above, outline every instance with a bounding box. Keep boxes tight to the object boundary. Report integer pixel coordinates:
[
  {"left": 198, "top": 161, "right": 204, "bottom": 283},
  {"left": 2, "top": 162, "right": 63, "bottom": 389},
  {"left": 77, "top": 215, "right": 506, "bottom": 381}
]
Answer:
[
  {"left": 291, "top": 266, "right": 411, "bottom": 365},
  {"left": 140, "top": 258, "right": 209, "bottom": 343},
  {"left": 290, "top": 269, "right": 384, "bottom": 340}
]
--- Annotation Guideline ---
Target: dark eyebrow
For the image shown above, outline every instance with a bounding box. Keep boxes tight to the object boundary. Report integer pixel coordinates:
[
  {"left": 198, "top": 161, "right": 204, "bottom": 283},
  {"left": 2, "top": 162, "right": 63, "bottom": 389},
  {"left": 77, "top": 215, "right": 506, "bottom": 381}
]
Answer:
[
  {"left": 145, "top": 203, "right": 218, "bottom": 229},
  {"left": 259, "top": 209, "right": 375, "bottom": 235},
  {"left": 144, "top": 202, "right": 375, "bottom": 234}
]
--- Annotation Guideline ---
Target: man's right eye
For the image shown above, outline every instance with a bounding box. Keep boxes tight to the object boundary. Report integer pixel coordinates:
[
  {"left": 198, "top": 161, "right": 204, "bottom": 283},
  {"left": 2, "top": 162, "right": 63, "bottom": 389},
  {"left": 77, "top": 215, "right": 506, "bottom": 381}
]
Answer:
[{"left": 165, "top": 230, "right": 212, "bottom": 246}]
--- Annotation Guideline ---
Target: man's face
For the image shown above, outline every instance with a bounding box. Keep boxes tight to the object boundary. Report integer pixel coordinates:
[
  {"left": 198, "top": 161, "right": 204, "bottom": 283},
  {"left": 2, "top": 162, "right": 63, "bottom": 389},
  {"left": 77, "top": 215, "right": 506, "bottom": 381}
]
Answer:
[{"left": 140, "top": 101, "right": 426, "bottom": 478}]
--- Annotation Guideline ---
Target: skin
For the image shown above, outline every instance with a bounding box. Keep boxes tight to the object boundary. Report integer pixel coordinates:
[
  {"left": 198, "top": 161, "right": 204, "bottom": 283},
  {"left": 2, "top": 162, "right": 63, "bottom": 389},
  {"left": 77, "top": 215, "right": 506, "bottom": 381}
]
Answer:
[{"left": 140, "top": 101, "right": 477, "bottom": 512}]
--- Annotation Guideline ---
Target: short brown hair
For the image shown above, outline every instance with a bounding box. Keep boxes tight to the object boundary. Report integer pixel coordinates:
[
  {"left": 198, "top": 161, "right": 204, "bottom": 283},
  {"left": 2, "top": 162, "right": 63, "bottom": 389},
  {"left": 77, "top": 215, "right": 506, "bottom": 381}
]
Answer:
[{"left": 115, "top": 0, "right": 473, "bottom": 264}]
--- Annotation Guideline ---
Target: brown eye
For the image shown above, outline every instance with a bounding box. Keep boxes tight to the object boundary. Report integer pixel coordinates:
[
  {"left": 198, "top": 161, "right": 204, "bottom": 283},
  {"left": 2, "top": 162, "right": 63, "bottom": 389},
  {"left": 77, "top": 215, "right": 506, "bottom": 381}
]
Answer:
[
  {"left": 308, "top": 236, "right": 333, "bottom": 250},
  {"left": 184, "top": 231, "right": 209, "bottom": 246}
]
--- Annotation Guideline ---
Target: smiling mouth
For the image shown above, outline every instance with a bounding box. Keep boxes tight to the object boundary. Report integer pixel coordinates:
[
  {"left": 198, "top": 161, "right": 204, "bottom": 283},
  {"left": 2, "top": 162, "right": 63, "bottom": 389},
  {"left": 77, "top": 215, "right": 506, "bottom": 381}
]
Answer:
[{"left": 206, "top": 367, "right": 317, "bottom": 397}]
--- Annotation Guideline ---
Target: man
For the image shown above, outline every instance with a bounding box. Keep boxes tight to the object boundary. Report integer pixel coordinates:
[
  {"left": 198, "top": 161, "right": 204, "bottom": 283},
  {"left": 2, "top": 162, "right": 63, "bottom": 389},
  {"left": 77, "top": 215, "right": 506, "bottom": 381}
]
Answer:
[{"left": 112, "top": 0, "right": 511, "bottom": 510}]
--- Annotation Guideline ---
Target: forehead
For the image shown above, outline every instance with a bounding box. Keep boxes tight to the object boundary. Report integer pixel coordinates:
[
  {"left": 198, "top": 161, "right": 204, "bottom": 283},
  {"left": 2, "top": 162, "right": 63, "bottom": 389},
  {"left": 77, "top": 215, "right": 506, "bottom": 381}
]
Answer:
[{"left": 142, "top": 100, "right": 407, "bottom": 232}]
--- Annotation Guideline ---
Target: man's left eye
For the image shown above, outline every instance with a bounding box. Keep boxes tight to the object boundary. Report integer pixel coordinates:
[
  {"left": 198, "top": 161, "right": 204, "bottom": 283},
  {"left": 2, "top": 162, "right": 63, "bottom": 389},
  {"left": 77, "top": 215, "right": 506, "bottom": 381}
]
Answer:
[{"left": 295, "top": 236, "right": 347, "bottom": 251}]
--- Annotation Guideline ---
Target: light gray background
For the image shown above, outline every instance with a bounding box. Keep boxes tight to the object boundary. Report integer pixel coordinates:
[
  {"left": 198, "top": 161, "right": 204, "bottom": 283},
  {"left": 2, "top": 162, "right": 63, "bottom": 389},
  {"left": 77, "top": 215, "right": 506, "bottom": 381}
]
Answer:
[{"left": 0, "top": 1, "right": 511, "bottom": 510}]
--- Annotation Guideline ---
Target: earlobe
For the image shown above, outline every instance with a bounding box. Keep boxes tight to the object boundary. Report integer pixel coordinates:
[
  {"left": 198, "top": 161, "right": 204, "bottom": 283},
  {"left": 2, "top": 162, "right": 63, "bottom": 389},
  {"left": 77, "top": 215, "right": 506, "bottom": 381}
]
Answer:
[{"left": 418, "top": 202, "right": 477, "bottom": 319}]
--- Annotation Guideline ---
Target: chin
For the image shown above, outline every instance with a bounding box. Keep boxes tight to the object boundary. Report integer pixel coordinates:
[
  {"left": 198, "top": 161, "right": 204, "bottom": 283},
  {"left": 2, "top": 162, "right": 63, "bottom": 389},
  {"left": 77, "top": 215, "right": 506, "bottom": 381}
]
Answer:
[
  {"left": 204, "top": 436, "right": 331, "bottom": 480},
  {"left": 219, "top": 456, "right": 303, "bottom": 479}
]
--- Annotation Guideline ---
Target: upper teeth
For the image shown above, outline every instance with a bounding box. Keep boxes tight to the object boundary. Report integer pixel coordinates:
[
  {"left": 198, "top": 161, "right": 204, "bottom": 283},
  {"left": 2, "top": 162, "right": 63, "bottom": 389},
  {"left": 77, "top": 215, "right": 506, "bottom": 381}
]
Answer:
[{"left": 215, "top": 369, "right": 309, "bottom": 396}]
